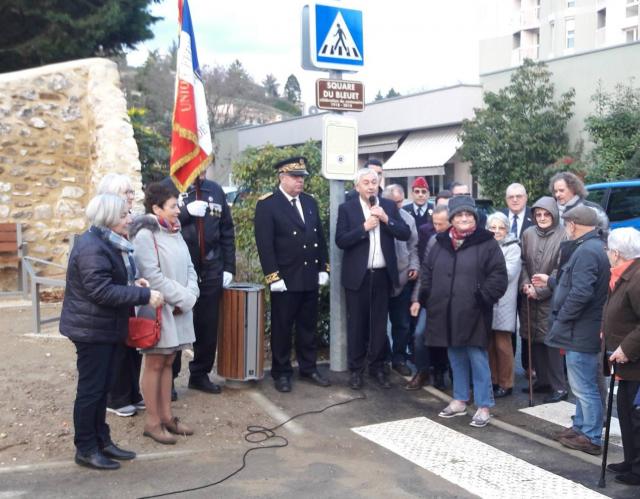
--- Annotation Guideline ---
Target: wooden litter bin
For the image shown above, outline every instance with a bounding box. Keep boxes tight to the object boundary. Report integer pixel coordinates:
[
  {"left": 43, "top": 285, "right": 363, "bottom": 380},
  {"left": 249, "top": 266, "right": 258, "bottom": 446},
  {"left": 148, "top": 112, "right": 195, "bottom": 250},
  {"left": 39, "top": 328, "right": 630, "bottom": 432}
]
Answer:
[{"left": 217, "top": 283, "right": 265, "bottom": 381}]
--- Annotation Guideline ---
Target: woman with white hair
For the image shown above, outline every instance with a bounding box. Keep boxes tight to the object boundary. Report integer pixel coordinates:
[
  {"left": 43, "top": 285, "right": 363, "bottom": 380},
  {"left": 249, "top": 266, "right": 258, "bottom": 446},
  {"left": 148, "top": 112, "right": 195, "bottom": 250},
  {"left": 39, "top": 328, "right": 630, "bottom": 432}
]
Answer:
[
  {"left": 98, "top": 174, "right": 143, "bottom": 418},
  {"left": 60, "top": 194, "right": 164, "bottom": 470},
  {"left": 486, "top": 212, "right": 521, "bottom": 398},
  {"left": 602, "top": 227, "right": 640, "bottom": 487}
]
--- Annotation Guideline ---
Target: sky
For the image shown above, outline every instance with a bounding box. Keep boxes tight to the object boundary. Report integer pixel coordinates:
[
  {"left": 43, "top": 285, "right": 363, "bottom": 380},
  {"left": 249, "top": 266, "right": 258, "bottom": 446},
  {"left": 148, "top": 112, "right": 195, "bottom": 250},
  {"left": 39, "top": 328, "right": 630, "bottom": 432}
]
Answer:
[{"left": 127, "top": 0, "right": 499, "bottom": 109}]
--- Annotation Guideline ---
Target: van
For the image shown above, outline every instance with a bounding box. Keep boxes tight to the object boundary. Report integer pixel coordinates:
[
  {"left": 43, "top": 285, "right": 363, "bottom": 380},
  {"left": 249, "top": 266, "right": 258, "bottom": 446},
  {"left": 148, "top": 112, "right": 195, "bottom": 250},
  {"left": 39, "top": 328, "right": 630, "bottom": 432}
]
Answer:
[{"left": 585, "top": 179, "right": 640, "bottom": 230}]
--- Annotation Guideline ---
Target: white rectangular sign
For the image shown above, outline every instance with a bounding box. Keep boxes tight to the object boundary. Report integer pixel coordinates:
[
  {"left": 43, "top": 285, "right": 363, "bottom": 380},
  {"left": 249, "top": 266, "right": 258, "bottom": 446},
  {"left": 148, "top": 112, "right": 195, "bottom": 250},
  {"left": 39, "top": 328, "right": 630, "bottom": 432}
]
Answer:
[{"left": 322, "top": 114, "right": 358, "bottom": 180}]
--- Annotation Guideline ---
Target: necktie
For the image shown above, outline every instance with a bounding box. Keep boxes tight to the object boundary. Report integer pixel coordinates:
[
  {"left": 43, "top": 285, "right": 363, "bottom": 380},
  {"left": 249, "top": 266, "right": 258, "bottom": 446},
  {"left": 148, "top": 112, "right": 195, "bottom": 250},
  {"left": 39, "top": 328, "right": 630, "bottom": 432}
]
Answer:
[
  {"left": 510, "top": 214, "right": 518, "bottom": 237},
  {"left": 417, "top": 206, "right": 422, "bottom": 217},
  {"left": 291, "top": 198, "right": 304, "bottom": 223}
]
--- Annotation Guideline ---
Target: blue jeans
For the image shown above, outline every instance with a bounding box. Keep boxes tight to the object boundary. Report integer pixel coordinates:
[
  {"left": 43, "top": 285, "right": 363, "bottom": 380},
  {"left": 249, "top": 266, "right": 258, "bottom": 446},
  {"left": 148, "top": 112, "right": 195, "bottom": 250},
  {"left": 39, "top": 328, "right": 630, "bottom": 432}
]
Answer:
[
  {"left": 566, "top": 350, "right": 603, "bottom": 445},
  {"left": 448, "top": 346, "right": 495, "bottom": 408},
  {"left": 413, "top": 308, "right": 429, "bottom": 373}
]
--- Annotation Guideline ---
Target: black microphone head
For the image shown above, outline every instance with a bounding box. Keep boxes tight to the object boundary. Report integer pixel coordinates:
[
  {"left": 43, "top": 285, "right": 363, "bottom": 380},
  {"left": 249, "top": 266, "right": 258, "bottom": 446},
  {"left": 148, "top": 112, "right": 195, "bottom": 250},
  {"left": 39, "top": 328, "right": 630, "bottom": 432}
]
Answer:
[{"left": 368, "top": 195, "right": 376, "bottom": 207}]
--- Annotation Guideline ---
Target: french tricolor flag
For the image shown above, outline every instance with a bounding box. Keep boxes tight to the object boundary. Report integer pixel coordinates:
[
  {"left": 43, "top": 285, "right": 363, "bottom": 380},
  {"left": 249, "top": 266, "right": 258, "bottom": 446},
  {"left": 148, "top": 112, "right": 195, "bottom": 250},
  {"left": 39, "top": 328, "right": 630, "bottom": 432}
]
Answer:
[{"left": 170, "top": 0, "right": 213, "bottom": 192}]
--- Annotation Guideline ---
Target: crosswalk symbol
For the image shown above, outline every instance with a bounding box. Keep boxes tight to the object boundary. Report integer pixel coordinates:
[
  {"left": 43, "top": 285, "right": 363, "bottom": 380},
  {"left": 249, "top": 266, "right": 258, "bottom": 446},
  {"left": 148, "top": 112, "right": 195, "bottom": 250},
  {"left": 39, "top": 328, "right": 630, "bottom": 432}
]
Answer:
[
  {"left": 307, "top": 2, "right": 364, "bottom": 71},
  {"left": 318, "top": 11, "right": 362, "bottom": 62}
]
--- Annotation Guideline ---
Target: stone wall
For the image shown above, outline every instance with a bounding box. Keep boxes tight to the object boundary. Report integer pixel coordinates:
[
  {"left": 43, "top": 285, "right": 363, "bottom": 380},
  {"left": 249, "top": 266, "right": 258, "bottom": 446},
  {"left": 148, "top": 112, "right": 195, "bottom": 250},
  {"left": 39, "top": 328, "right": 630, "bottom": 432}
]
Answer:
[{"left": 0, "top": 58, "right": 142, "bottom": 290}]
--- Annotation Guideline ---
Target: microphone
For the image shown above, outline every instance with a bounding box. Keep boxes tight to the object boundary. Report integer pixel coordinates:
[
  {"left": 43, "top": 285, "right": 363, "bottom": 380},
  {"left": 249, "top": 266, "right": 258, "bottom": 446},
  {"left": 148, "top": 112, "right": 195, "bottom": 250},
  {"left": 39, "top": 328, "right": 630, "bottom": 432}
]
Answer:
[{"left": 368, "top": 195, "right": 376, "bottom": 207}]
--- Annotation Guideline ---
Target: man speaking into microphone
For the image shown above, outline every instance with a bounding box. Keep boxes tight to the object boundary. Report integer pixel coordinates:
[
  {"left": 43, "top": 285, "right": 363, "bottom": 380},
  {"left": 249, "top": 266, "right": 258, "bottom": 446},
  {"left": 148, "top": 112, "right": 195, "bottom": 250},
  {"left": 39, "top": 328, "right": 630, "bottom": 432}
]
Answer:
[{"left": 336, "top": 167, "right": 410, "bottom": 390}]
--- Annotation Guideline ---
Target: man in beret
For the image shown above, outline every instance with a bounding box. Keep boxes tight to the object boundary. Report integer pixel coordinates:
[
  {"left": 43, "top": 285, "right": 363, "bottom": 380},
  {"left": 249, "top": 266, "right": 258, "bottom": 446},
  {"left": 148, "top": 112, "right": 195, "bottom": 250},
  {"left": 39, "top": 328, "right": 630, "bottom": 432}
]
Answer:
[
  {"left": 532, "top": 205, "right": 610, "bottom": 455},
  {"left": 403, "top": 177, "right": 433, "bottom": 229},
  {"left": 254, "top": 156, "right": 330, "bottom": 393}
]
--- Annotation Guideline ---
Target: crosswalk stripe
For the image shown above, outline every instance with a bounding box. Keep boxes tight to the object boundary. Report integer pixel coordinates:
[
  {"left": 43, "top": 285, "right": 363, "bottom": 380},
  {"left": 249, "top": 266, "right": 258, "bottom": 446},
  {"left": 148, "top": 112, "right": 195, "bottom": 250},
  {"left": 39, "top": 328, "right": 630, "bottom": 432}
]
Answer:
[
  {"left": 353, "top": 417, "right": 607, "bottom": 499},
  {"left": 519, "top": 401, "right": 622, "bottom": 447}
]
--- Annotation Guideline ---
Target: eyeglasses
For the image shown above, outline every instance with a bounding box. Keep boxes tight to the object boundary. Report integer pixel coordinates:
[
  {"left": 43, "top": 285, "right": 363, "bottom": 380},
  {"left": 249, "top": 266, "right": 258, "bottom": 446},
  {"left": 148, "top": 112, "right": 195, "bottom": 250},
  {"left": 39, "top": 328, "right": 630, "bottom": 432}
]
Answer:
[
  {"left": 413, "top": 189, "right": 428, "bottom": 195},
  {"left": 507, "top": 194, "right": 525, "bottom": 200},
  {"left": 124, "top": 189, "right": 135, "bottom": 197}
]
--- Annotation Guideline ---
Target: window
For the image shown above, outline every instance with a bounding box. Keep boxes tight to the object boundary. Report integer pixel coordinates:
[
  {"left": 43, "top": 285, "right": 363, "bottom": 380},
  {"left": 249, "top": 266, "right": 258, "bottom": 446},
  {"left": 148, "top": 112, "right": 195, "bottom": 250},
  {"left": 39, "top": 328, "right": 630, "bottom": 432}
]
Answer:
[
  {"left": 586, "top": 188, "right": 607, "bottom": 209},
  {"left": 597, "top": 9, "right": 606, "bottom": 29},
  {"left": 625, "top": 26, "right": 638, "bottom": 42},
  {"left": 607, "top": 187, "right": 640, "bottom": 222},
  {"left": 513, "top": 32, "right": 521, "bottom": 49},
  {"left": 567, "top": 0, "right": 575, "bottom": 7},
  {"left": 566, "top": 18, "right": 575, "bottom": 48},
  {"left": 627, "top": 0, "right": 639, "bottom": 18}
]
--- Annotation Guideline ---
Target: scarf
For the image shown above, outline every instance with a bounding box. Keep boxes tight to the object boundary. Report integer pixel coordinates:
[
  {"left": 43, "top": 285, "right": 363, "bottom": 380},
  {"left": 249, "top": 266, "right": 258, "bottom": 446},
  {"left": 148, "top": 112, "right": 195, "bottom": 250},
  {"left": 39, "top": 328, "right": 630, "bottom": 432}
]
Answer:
[
  {"left": 92, "top": 225, "right": 136, "bottom": 285},
  {"left": 609, "top": 259, "right": 635, "bottom": 291},
  {"left": 449, "top": 225, "right": 476, "bottom": 250},
  {"left": 157, "top": 215, "right": 181, "bottom": 233}
]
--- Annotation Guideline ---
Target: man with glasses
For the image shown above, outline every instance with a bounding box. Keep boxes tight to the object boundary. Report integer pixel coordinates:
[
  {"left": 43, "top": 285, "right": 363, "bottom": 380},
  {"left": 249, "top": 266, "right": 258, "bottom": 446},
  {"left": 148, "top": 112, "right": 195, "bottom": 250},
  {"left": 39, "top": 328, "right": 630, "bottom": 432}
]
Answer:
[
  {"left": 501, "top": 183, "right": 533, "bottom": 240},
  {"left": 403, "top": 177, "right": 433, "bottom": 229}
]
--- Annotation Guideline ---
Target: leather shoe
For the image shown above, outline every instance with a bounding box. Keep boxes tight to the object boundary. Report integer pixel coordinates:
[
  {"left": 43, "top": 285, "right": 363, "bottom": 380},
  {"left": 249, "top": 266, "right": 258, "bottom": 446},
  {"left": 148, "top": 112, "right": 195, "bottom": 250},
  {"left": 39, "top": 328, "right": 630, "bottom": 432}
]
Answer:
[
  {"left": 543, "top": 390, "right": 568, "bottom": 404},
  {"left": 188, "top": 376, "right": 222, "bottom": 394},
  {"left": 300, "top": 370, "right": 331, "bottom": 387},
  {"left": 433, "top": 372, "right": 446, "bottom": 390},
  {"left": 614, "top": 472, "right": 640, "bottom": 486},
  {"left": 405, "top": 371, "right": 429, "bottom": 391},
  {"left": 553, "top": 426, "right": 579, "bottom": 441},
  {"left": 521, "top": 383, "right": 551, "bottom": 394},
  {"left": 607, "top": 462, "right": 632, "bottom": 473},
  {"left": 493, "top": 387, "right": 513, "bottom": 398},
  {"left": 101, "top": 443, "right": 136, "bottom": 461},
  {"left": 371, "top": 371, "right": 391, "bottom": 389},
  {"left": 349, "top": 371, "right": 363, "bottom": 390},
  {"left": 143, "top": 426, "right": 177, "bottom": 445},
  {"left": 558, "top": 434, "right": 602, "bottom": 455},
  {"left": 75, "top": 450, "right": 120, "bottom": 470},
  {"left": 164, "top": 416, "right": 194, "bottom": 436},
  {"left": 392, "top": 362, "right": 412, "bottom": 376},
  {"left": 274, "top": 376, "right": 291, "bottom": 393}
]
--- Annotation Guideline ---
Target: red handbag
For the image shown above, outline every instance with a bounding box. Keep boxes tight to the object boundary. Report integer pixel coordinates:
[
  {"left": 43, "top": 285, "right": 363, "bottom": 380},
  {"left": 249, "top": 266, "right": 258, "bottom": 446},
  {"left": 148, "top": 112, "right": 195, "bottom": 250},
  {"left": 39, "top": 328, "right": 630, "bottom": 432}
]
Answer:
[
  {"left": 127, "top": 306, "right": 161, "bottom": 349},
  {"left": 127, "top": 234, "right": 162, "bottom": 349}
]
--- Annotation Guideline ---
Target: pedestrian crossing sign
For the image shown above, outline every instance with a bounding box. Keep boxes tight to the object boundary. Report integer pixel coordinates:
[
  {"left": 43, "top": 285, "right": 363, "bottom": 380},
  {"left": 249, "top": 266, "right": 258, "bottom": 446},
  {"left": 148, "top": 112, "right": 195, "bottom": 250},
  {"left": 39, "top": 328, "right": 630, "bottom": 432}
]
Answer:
[{"left": 308, "top": 2, "right": 364, "bottom": 71}]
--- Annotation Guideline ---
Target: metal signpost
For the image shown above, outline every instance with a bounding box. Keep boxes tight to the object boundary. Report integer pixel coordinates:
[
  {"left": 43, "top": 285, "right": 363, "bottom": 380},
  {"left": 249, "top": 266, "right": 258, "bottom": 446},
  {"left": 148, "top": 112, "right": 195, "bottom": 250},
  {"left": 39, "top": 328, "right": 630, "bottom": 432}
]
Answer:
[{"left": 302, "top": 2, "right": 364, "bottom": 372}]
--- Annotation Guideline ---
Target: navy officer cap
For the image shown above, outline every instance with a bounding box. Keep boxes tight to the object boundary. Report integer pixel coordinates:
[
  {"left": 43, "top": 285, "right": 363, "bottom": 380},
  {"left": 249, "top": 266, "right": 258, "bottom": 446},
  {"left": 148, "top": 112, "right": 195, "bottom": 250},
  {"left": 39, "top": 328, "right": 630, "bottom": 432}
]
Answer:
[{"left": 275, "top": 156, "right": 309, "bottom": 176}]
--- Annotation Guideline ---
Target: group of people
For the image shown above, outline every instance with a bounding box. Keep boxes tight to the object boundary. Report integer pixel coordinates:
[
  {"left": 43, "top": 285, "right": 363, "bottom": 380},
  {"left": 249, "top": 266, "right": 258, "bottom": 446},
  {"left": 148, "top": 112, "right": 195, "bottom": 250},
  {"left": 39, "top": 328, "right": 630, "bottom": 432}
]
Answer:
[{"left": 58, "top": 160, "right": 639, "bottom": 487}]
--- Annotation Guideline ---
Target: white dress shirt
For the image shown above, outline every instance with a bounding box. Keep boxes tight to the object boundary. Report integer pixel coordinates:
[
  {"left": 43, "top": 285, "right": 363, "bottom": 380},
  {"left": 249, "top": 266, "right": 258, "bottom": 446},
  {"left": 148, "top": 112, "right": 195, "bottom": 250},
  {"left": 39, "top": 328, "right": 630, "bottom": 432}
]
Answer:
[
  {"left": 279, "top": 186, "right": 305, "bottom": 223},
  {"left": 508, "top": 209, "right": 524, "bottom": 237},
  {"left": 359, "top": 196, "right": 386, "bottom": 269}
]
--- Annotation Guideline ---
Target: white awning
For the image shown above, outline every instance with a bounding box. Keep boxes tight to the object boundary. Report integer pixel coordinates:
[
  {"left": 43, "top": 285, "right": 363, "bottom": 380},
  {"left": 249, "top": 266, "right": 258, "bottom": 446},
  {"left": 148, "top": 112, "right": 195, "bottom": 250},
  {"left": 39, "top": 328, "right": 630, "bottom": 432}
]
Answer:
[
  {"left": 382, "top": 126, "right": 461, "bottom": 177},
  {"left": 358, "top": 133, "right": 404, "bottom": 154}
]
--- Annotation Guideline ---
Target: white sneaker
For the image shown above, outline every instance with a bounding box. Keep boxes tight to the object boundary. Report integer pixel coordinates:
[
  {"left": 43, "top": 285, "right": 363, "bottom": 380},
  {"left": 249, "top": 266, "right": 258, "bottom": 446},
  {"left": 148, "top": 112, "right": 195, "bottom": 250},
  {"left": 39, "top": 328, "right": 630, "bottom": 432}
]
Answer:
[
  {"left": 134, "top": 400, "right": 146, "bottom": 411},
  {"left": 106, "top": 405, "right": 136, "bottom": 417}
]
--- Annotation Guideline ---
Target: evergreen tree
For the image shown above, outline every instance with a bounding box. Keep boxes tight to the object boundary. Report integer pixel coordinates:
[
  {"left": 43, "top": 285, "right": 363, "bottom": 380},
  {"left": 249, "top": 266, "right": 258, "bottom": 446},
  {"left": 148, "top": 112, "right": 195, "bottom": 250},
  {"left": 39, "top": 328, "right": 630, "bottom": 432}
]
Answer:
[
  {"left": 262, "top": 74, "right": 279, "bottom": 98},
  {"left": 284, "top": 74, "right": 301, "bottom": 103}
]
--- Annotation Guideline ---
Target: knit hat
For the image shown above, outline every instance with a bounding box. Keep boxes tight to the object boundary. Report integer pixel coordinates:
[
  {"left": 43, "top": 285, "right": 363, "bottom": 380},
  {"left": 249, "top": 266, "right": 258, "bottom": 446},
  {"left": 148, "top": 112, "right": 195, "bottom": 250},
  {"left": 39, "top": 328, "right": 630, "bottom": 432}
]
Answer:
[
  {"left": 412, "top": 177, "right": 429, "bottom": 190},
  {"left": 448, "top": 195, "right": 477, "bottom": 221},
  {"left": 561, "top": 204, "right": 598, "bottom": 226}
]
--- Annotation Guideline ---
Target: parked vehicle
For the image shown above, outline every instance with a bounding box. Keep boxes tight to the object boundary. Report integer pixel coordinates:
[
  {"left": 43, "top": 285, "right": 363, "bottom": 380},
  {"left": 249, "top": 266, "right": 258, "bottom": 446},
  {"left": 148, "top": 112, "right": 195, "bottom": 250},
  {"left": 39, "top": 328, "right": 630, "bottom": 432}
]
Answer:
[{"left": 586, "top": 179, "right": 640, "bottom": 230}]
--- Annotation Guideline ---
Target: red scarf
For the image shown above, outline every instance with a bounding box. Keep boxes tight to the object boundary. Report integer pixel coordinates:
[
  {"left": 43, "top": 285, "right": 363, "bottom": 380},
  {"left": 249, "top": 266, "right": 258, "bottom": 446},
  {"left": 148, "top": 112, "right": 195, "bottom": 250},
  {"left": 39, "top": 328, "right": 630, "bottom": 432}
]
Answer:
[
  {"left": 609, "top": 259, "right": 634, "bottom": 290},
  {"left": 450, "top": 225, "right": 476, "bottom": 250},
  {"left": 157, "top": 215, "right": 181, "bottom": 233}
]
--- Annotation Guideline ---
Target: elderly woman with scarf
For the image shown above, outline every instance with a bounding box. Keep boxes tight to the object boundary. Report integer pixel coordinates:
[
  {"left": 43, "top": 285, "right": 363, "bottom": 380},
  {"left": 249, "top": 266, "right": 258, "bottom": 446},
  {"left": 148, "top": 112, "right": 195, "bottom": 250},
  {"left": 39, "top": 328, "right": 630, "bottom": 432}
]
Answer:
[
  {"left": 420, "top": 196, "right": 507, "bottom": 428},
  {"left": 131, "top": 183, "right": 199, "bottom": 445},
  {"left": 486, "top": 212, "right": 522, "bottom": 398},
  {"left": 60, "top": 194, "right": 164, "bottom": 470},
  {"left": 519, "top": 196, "right": 569, "bottom": 403},
  {"left": 602, "top": 228, "right": 640, "bottom": 487}
]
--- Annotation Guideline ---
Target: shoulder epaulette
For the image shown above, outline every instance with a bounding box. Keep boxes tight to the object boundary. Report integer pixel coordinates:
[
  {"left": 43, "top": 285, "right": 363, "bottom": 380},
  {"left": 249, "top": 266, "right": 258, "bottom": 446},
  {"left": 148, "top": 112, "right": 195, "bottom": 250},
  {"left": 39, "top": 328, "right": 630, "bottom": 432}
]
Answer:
[{"left": 258, "top": 192, "right": 273, "bottom": 201}]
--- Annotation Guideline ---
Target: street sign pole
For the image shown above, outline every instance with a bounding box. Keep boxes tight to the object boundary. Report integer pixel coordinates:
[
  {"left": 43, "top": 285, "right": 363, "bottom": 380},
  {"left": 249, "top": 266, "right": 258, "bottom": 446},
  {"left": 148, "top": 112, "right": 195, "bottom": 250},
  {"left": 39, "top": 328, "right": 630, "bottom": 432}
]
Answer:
[{"left": 328, "top": 69, "right": 347, "bottom": 373}]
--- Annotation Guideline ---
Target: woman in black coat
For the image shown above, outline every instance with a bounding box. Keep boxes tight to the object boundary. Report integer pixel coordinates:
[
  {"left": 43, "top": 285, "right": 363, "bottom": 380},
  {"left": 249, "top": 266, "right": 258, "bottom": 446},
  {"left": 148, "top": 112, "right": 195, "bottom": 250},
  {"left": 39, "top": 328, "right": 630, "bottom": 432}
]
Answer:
[
  {"left": 420, "top": 196, "right": 507, "bottom": 428},
  {"left": 60, "top": 194, "right": 164, "bottom": 470}
]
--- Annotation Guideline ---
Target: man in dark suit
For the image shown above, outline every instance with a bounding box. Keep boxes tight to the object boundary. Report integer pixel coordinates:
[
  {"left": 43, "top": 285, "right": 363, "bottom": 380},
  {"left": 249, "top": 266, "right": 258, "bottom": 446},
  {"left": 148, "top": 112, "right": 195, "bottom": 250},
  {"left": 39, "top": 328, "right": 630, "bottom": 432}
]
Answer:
[
  {"left": 336, "top": 168, "right": 411, "bottom": 390},
  {"left": 403, "top": 177, "right": 434, "bottom": 229},
  {"left": 500, "top": 182, "right": 534, "bottom": 376},
  {"left": 254, "top": 157, "right": 330, "bottom": 393},
  {"left": 501, "top": 183, "right": 533, "bottom": 239}
]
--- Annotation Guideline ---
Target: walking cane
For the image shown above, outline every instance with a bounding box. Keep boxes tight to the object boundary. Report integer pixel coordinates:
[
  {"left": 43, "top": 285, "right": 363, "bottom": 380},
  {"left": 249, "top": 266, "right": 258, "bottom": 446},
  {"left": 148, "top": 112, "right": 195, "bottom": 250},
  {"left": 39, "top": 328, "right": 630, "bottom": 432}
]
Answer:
[
  {"left": 598, "top": 360, "right": 617, "bottom": 488},
  {"left": 526, "top": 297, "right": 534, "bottom": 407}
]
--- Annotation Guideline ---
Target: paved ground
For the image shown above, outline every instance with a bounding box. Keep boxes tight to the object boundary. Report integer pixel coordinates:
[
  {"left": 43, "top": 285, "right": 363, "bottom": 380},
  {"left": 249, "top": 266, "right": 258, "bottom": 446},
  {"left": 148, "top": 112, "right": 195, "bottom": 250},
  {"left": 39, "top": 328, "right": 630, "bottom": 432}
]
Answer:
[{"left": 0, "top": 301, "right": 636, "bottom": 498}]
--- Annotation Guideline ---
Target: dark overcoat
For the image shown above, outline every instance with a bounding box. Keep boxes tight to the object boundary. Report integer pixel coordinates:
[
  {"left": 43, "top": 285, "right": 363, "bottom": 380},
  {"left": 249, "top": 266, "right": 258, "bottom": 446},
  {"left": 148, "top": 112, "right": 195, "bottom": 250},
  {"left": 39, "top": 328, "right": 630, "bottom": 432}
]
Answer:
[{"left": 419, "top": 228, "right": 508, "bottom": 349}]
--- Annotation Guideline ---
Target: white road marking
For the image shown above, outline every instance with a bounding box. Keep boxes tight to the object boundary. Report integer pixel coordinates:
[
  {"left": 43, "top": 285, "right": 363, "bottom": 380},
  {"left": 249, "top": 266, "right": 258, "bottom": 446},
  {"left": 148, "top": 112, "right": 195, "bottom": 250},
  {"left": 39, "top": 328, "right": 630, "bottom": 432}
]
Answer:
[
  {"left": 247, "top": 391, "right": 304, "bottom": 435},
  {"left": 353, "top": 417, "right": 607, "bottom": 499},
  {"left": 519, "top": 401, "right": 622, "bottom": 447}
]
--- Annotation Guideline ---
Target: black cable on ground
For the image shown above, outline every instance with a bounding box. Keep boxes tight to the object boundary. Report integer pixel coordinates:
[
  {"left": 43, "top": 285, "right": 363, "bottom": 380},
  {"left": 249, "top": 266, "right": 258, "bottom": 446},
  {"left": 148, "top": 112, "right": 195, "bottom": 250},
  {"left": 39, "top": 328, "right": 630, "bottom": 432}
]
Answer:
[{"left": 137, "top": 391, "right": 367, "bottom": 498}]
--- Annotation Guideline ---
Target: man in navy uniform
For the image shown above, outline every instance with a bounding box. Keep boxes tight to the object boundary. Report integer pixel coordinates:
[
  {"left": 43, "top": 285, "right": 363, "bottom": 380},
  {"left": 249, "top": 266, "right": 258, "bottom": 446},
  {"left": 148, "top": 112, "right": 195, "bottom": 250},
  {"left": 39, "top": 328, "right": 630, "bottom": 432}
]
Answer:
[
  {"left": 161, "top": 173, "right": 236, "bottom": 396},
  {"left": 254, "top": 157, "right": 330, "bottom": 393},
  {"left": 336, "top": 168, "right": 411, "bottom": 390},
  {"left": 403, "top": 176, "right": 434, "bottom": 229}
]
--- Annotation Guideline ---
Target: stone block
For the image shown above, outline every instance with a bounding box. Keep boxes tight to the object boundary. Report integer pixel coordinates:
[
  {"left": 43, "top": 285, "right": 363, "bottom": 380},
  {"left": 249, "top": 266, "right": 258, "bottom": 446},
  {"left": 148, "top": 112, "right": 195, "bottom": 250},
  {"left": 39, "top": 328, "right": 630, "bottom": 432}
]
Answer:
[{"left": 61, "top": 186, "right": 84, "bottom": 199}]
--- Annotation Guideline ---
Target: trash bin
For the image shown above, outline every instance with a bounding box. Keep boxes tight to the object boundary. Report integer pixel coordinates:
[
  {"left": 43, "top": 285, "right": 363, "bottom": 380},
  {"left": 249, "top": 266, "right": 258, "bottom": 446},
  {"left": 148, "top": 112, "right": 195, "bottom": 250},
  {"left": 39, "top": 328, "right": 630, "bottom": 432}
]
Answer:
[{"left": 217, "top": 283, "right": 265, "bottom": 381}]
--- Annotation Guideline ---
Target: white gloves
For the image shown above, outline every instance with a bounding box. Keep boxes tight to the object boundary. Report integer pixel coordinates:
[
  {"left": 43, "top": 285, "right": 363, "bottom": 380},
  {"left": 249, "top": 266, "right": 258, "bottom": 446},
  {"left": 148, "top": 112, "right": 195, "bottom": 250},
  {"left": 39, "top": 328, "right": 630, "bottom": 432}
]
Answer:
[
  {"left": 270, "top": 280, "right": 288, "bottom": 293},
  {"left": 186, "top": 200, "right": 207, "bottom": 217},
  {"left": 318, "top": 272, "right": 329, "bottom": 286},
  {"left": 223, "top": 271, "right": 233, "bottom": 287}
]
